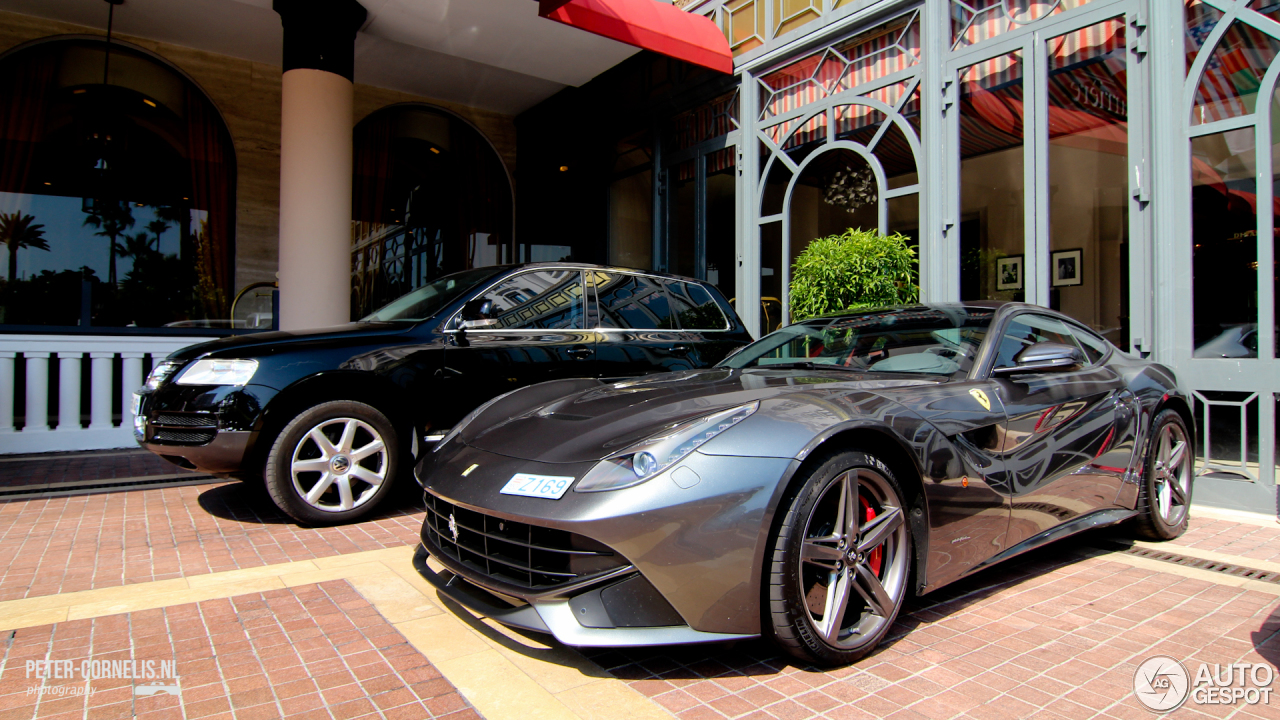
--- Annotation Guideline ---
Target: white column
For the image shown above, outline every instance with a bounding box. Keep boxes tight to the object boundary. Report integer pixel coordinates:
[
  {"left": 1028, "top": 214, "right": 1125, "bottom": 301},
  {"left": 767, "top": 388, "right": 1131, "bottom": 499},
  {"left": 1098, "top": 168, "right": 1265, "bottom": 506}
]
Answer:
[
  {"left": 57, "top": 352, "right": 82, "bottom": 431},
  {"left": 277, "top": 68, "right": 354, "bottom": 331},
  {"left": 24, "top": 352, "right": 50, "bottom": 433},
  {"left": 0, "top": 351, "right": 14, "bottom": 433},
  {"left": 121, "top": 352, "right": 145, "bottom": 410},
  {"left": 89, "top": 352, "right": 114, "bottom": 430}
]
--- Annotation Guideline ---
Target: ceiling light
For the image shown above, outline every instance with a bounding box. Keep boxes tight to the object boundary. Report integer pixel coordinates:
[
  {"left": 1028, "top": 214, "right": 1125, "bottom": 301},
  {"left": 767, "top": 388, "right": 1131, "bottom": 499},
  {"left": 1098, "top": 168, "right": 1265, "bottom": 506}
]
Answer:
[{"left": 559, "top": 166, "right": 569, "bottom": 172}]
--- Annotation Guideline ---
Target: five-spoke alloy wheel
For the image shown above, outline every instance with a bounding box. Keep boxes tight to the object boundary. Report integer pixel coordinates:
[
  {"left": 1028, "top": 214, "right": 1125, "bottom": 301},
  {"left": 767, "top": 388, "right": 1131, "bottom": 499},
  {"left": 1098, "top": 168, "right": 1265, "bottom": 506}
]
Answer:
[
  {"left": 265, "top": 401, "right": 400, "bottom": 524},
  {"left": 1136, "top": 409, "right": 1194, "bottom": 540},
  {"left": 769, "top": 450, "right": 911, "bottom": 665}
]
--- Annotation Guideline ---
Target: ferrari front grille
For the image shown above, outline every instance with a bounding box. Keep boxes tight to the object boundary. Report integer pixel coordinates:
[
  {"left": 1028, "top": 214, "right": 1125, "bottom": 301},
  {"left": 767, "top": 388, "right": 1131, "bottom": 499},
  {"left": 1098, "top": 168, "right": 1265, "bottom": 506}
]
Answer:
[{"left": 423, "top": 494, "right": 625, "bottom": 589}]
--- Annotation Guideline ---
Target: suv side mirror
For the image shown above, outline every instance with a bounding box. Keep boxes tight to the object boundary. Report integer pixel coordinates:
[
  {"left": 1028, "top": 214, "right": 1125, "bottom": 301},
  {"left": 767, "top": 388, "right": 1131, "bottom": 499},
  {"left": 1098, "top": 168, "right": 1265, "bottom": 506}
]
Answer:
[
  {"left": 458, "top": 299, "right": 499, "bottom": 330},
  {"left": 991, "top": 341, "right": 1083, "bottom": 376}
]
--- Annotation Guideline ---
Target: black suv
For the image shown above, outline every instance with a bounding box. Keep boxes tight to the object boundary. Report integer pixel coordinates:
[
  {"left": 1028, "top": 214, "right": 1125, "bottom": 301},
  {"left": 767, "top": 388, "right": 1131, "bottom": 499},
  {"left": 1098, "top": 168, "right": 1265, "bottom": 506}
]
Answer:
[{"left": 134, "top": 263, "right": 753, "bottom": 523}]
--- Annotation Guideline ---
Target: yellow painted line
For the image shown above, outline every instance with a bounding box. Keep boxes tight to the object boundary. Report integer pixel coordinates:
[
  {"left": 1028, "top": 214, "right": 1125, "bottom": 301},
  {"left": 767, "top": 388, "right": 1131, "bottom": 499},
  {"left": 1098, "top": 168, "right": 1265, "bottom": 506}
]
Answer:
[
  {"left": 0, "top": 545, "right": 674, "bottom": 720},
  {"left": 1190, "top": 505, "right": 1280, "bottom": 527}
]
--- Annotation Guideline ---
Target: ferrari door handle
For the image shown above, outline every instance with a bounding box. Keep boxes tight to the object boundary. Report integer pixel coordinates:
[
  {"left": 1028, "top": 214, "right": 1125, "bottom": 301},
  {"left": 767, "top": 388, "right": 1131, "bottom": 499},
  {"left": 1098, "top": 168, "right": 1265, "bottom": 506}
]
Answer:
[
  {"left": 670, "top": 345, "right": 691, "bottom": 355},
  {"left": 567, "top": 345, "right": 592, "bottom": 359}
]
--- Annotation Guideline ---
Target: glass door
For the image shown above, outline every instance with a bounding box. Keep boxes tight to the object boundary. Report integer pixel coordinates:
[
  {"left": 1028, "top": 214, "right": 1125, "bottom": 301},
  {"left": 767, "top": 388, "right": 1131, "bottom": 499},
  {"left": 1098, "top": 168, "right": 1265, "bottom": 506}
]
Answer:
[
  {"left": 947, "top": 0, "right": 1148, "bottom": 353},
  {"left": 660, "top": 140, "right": 739, "bottom": 303}
]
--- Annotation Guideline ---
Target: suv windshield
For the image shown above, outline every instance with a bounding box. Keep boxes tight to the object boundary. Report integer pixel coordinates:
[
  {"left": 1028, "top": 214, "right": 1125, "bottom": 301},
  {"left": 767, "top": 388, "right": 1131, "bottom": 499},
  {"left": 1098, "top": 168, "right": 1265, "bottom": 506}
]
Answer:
[
  {"left": 720, "top": 306, "right": 994, "bottom": 377},
  {"left": 361, "top": 267, "right": 506, "bottom": 322}
]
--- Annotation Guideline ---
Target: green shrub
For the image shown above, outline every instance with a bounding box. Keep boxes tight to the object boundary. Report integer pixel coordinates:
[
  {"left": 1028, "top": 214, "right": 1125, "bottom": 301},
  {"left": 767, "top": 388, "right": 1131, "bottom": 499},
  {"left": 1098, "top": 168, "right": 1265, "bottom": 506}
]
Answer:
[{"left": 789, "top": 228, "right": 919, "bottom": 322}]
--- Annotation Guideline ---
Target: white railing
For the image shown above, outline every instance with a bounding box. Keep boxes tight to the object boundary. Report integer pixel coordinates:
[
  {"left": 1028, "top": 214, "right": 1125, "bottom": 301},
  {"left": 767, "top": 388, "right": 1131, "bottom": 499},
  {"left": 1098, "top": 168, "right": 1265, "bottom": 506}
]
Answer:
[{"left": 0, "top": 334, "right": 211, "bottom": 455}]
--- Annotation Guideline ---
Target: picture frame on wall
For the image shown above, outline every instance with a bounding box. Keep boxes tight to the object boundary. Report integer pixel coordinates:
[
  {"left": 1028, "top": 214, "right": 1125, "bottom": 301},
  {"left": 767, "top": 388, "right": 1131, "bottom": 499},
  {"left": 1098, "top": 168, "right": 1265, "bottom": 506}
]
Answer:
[
  {"left": 996, "top": 255, "right": 1023, "bottom": 291},
  {"left": 1051, "top": 249, "right": 1083, "bottom": 287}
]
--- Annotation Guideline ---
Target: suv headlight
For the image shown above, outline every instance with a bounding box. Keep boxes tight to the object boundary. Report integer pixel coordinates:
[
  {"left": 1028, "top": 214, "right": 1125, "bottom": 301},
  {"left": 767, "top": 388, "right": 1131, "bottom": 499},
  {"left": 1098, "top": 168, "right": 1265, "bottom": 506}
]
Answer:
[
  {"left": 575, "top": 401, "right": 759, "bottom": 493},
  {"left": 144, "top": 360, "right": 184, "bottom": 390},
  {"left": 175, "top": 359, "right": 259, "bottom": 386}
]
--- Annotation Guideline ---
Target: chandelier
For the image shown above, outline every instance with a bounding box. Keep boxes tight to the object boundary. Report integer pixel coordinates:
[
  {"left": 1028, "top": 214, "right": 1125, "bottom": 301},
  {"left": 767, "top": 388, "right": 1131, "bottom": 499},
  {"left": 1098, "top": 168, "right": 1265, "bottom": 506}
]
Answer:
[{"left": 822, "top": 164, "right": 877, "bottom": 212}]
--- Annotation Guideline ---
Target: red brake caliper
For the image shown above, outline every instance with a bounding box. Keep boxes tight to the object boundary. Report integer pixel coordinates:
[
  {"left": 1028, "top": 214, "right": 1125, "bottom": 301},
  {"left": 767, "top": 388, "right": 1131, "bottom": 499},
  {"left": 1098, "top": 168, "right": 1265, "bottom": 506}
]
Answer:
[{"left": 860, "top": 495, "right": 883, "bottom": 575}]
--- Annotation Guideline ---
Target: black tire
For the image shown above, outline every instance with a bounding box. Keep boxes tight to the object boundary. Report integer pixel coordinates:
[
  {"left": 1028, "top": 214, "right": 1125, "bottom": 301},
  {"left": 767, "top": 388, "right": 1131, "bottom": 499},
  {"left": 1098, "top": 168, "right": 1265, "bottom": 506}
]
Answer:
[
  {"left": 768, "top": 450, "right": 912, "bottom": 666},
  {"left": 264, "top": 400, "right": 400, "bottom": 524},
  {"left": 1134, "top": 409, "right": 1194, "bottom": 540}
]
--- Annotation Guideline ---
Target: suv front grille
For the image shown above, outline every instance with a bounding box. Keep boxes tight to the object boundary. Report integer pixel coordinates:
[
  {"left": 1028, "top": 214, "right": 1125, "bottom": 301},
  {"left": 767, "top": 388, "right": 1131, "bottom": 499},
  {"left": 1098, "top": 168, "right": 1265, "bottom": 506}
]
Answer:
[
  {"left": 154, "top": 414, "right": 217, "bottom": 428},
  {"left": 150, "top": 412, "right": 217, "bottom": 445},
  {"left": 424, "top": 494, "right": 625, "bottom": 589}
]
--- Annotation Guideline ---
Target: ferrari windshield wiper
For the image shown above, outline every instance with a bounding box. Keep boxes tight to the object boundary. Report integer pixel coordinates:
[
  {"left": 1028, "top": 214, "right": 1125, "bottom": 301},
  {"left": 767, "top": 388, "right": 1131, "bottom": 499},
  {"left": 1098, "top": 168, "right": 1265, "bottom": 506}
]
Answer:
[{"left": 753, "top": 361, "right": 860, "bottom": 372}]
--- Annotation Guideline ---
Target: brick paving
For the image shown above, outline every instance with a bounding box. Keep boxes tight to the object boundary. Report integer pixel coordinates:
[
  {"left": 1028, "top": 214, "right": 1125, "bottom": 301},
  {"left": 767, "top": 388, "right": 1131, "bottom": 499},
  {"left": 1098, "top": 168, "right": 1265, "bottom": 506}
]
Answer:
[
  {"left": 587, "top": 536, "right": 1280, "bottom": 720},
  {"left": 0, "top": 482, "right": 424, "bottom": 602},
  {"left": 0, "top": 466, "right": 1278, "bottom": 720},
  {"left": 0, "top": 580, "right": 476, "bottom": 720},
  {"left": 0, "top": 450, "right": 203, "bottom": 491},
  {"left": 1174, "top": 517, "right": 1280, "bottom": 565}
]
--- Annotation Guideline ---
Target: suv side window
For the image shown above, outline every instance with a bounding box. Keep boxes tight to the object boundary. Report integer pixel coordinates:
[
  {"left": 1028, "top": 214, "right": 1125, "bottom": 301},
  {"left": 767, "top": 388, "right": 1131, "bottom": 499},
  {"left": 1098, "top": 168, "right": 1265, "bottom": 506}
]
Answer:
[
  {"left": 473, "top": 270, "right": 584, "bottom": 330},
  {"left": 992, "top": 314, "right": 1084, "bottom": 370},
  {"left": 593, "top": 272, "right": 678, "bottom": 329},
  {"left": 664, "top": 280, "right": 729, "bottom": 330}
]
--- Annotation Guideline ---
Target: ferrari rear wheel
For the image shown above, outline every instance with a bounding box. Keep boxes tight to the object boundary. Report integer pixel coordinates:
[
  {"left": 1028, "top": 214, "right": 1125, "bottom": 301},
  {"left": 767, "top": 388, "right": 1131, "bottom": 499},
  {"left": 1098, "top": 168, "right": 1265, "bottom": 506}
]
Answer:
[
  {"left": 768, "top": 450, "right": 911, "bottom": 666},
  {"left": 1135, "top": 409, "right": 1194, "bottom": 540}
]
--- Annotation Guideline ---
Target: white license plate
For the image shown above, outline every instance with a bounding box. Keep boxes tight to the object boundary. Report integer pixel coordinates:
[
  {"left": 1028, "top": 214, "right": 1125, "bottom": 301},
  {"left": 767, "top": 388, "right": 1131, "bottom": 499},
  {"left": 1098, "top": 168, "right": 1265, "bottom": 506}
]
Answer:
[{"left": 499, "top": 473, "right": 575, "bottom": 500}]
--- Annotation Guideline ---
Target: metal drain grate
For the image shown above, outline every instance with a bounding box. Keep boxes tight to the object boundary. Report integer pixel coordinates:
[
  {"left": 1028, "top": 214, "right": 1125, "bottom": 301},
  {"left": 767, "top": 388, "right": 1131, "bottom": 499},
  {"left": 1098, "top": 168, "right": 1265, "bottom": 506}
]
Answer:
[{"left": 1116, "top": 544, "right": 1280, "bottom": 585}]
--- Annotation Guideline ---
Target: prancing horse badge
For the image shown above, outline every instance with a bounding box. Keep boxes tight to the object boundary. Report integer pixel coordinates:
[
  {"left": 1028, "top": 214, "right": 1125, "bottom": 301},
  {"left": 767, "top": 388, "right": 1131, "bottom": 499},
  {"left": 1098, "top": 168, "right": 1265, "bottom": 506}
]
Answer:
[{"left": 969, "top": 388, "right": 991, "bottom": 411}]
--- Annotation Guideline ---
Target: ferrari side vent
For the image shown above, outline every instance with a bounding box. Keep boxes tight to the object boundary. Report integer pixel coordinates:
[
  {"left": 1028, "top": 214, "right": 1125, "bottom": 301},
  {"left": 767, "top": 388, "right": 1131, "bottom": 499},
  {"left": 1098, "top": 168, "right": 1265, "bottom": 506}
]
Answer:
[{"left": 423, "top": 494, "right": 625, "bottom": 589}]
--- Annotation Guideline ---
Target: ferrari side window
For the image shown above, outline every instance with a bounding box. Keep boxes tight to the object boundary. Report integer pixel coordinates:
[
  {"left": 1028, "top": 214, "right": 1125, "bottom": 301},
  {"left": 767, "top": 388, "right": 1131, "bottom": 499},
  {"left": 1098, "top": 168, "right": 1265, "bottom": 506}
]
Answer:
[
  {"left": 993, "top": 314, "right": 1083, "bottom": 369},
  {"left": 1069, "top": 327, "right": 1110, "bottom": 364},
  {"left": 475, "top": 270, "right": 584, "bottom": 330}
]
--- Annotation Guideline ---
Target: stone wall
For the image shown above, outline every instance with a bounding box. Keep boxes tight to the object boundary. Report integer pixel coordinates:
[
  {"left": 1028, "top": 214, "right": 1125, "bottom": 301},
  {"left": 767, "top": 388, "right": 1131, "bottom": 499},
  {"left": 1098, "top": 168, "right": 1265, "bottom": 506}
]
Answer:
[{"left": 0, "top": 9, "right": 518, "bottom": 292}]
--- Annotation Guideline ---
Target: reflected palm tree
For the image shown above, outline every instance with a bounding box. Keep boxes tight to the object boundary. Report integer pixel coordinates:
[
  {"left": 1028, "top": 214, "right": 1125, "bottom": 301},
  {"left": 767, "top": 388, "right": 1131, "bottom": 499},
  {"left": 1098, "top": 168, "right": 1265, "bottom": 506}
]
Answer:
[
  {"left": 1, "top": 212, "right": 50, "bottom": 283},
  {"left": 82, "top": 201, "right": 135, "bottom": 285},
  {"left": 146, "top": 219, "right": 170, "bottom": 252}
]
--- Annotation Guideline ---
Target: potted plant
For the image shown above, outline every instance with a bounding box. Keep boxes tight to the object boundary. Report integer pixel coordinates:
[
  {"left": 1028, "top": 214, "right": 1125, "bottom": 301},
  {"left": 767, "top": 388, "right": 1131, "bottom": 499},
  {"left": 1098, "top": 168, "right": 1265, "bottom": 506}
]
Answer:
[{"left": 789, "top": 228, "right": 919, "bottom": 322}]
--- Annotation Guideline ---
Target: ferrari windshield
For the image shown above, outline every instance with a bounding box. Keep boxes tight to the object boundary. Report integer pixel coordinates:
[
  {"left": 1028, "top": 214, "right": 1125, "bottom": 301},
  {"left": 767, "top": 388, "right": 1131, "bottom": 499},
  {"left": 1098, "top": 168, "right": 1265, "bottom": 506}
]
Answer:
[
  {"left": 720, "top": 306, "right": 994, "bottom": 377},
  {"left": 361, "top": 267, "right": 505, "bottom": 322}
]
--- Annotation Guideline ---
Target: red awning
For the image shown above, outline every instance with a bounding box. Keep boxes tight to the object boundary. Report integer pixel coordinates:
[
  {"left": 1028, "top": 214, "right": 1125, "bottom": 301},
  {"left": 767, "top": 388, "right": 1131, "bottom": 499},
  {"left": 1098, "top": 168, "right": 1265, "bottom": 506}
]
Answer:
[{"left": 538, "top": 0, "right": 733, "bottom": 74}]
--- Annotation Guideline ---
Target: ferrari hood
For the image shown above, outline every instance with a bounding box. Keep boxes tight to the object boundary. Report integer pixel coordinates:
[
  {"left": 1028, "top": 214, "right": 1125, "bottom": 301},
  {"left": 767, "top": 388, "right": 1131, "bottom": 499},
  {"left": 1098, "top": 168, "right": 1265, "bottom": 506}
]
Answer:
[{"left": 464, "top": 367, "right": 938, "bottom": 464}]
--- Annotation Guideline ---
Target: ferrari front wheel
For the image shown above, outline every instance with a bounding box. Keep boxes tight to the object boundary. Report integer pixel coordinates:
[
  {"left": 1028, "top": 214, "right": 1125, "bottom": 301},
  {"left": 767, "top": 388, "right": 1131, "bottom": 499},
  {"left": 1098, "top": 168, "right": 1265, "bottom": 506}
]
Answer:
[
  {"left": 768, "top": 450, "right": 911, "bottom": 666},
  {"left": 1134, "top": 409, "right": 1194, "bottom": 540}
]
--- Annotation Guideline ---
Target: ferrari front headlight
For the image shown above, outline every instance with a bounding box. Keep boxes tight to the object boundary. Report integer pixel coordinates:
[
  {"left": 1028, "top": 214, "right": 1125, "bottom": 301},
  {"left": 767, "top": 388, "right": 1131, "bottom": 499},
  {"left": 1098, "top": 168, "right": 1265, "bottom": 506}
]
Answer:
[
  {"left": 575, "top": 401, "right": 758, "bottom": 492},
  {"left": 175, "top": 358, "right": 258, "bottom": 386}
]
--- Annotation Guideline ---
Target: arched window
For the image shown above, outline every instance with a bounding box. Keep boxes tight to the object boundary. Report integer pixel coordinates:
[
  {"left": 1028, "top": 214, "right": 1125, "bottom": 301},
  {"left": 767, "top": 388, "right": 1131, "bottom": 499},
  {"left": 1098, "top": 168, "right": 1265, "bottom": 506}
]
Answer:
[
  {"left": 0, "top": 37, "right": 236, "bottom": 329},
  {"left": 351, "top": 104, "right": 513, "bottom": 318}
]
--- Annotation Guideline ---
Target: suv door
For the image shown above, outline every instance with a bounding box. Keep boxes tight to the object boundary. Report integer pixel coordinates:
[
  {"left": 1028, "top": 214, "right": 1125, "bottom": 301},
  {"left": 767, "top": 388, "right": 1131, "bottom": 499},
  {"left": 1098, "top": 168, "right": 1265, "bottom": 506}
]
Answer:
[
  {"left": 660, "top": 279, "right": 741, "bottom": 367},
  {"left": 439, "top": 269, "right": 594, "bottom": 427},
  {"left": 988, "top": 312, "right": 1126, "bottom": 545},
  {"left": 589, "top": 271, "right": 699, "bottom": 380}
]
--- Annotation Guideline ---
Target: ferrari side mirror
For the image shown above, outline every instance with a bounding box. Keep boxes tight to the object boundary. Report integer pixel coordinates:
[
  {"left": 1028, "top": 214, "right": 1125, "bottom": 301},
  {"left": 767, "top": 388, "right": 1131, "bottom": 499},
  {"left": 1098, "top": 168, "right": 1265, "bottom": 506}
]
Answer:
[{"left": 992, "top": 341, "right": 1083, "bottom": 376}]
